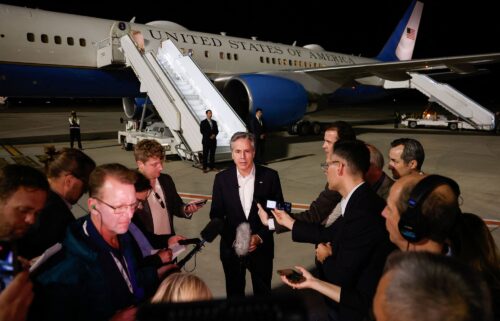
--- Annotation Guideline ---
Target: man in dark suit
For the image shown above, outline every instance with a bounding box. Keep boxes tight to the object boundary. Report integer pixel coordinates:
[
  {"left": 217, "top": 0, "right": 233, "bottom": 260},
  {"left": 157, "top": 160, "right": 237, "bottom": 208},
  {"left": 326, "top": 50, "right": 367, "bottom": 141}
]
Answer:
[
  {"left": 210, "top": 132, "right": 283, "bottom": 297},
  {"left": 17, "top": 148, "right": 95, "bottom": 259},
  {"left": 249, "top": 108, "right": 266, "bottom": 164},
  {"left": 272, "top": 140, "right": 393, "bottom": 321},
  {"left": 199, "top": 109, "right": 219, "bottom": 173},
  {"left": 133, "top": 140, "right": 204, "bottom": 241}
]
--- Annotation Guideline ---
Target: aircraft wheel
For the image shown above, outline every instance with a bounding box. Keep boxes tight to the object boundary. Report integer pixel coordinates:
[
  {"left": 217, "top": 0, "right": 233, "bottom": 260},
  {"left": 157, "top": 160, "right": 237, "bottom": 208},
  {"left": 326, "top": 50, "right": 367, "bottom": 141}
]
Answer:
[
  {"left": 298, "top": 121, "right": 311, "bottom": 136},
  {"left": 449, "top": 123, "right": 458, "bottom": 131},
  {"left": 311, "top": 122, "right": 322, "bottom": 135},
  {"left": 409, "top": 121, "right": 417, "bottom": 129},
  {"left": 122, "top": 137, "right": 132, "bottom": 151}
]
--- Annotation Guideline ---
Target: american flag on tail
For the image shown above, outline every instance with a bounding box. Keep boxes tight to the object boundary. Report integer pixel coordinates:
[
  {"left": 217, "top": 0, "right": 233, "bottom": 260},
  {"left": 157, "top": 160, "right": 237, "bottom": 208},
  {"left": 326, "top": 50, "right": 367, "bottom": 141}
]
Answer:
[{"left": 406, "top": 27, "right": 416, "bottom": 40}]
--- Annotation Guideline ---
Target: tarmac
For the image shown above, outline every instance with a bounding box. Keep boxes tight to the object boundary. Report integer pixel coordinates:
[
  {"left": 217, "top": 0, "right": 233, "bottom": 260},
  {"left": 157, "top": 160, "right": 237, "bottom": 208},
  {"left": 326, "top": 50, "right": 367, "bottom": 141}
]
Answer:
[{"left": 1, "top": 101, "right": 499, "bottom": 319}]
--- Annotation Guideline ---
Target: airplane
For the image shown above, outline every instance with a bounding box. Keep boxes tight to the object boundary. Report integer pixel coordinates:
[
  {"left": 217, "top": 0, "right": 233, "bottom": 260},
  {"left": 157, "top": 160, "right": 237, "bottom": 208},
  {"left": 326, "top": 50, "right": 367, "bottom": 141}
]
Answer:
[{"left": 0, "top": 1, "right": 499, "bottom": 131}]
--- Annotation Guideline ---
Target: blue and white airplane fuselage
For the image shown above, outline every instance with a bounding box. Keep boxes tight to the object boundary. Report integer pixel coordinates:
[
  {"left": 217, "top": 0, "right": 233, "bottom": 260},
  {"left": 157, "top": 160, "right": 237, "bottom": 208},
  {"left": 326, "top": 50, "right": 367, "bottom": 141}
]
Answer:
[{"left": 1, "top": 1, "right": 498, "bottom": 129}]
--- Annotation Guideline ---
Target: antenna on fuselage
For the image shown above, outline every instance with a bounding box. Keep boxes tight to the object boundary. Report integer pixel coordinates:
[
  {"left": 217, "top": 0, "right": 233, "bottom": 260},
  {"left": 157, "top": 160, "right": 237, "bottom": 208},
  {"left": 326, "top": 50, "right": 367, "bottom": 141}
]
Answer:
[
  {"left": 292, "top": 41, "right": 297, "bottom": 46},
  {"left": 220, "top": 32, "right": 226, "bottom": 36},
  {"left": 130, "top": 17, "right": 136, "bottom": 23}
]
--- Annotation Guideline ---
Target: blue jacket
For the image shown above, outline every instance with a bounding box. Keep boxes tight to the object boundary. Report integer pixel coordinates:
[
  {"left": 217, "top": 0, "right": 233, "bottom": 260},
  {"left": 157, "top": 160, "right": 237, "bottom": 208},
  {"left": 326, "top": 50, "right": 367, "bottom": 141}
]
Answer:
[{"left": 31, "top": 216, "right": 158, "bottom": 321}]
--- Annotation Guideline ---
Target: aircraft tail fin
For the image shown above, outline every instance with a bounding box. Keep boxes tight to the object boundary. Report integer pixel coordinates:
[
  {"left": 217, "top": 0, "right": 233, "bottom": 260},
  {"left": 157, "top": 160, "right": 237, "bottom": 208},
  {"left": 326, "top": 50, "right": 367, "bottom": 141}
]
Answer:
[{"left": 376, "top": 0, "right": 423, "bottom": 62}]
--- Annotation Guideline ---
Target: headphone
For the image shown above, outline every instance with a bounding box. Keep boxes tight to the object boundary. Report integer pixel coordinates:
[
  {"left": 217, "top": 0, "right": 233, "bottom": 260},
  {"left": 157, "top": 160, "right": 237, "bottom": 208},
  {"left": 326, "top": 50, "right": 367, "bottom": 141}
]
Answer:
[{"left": 398, "top": 175, "right": 460, "bottom": 243}]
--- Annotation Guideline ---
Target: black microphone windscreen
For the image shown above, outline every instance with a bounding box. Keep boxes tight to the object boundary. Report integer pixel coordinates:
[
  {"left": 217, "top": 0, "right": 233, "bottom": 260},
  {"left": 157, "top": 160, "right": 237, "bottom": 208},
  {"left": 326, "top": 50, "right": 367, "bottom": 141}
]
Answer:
[{"left": 201, "top": 218, "right": 223, "bottom": 242}]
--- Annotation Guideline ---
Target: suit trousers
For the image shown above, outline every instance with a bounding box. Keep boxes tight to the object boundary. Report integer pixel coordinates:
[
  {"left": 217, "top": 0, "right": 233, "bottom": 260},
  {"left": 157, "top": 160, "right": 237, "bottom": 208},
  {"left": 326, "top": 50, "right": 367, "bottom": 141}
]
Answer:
[
  {"left": 202, "top": 140, "right": 216, "bottom": 169},
  {"left": 221, "top": 251, "right": 272, "bottom": 298}
]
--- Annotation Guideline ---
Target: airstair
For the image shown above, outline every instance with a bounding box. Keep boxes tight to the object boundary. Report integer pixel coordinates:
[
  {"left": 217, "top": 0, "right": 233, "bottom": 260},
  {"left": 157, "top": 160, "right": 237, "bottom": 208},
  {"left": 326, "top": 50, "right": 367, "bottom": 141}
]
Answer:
[
  {"left": 385, "top": 73, "right": 495, "bottom": 130},
  {"left": 119, "top": 34, "right": 247, "bottom": 162}
]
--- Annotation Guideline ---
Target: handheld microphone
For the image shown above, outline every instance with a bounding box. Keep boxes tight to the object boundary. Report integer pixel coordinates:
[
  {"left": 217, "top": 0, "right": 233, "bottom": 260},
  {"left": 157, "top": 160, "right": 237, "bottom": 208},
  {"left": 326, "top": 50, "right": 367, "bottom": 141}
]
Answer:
[
  {"left": 234, "top": 222, "right": 251, "bottom": 257},
  {"left": 177, "top": 218, "right": 223, "bottom": 269},
  {"left": 178, "top": 238, "right": 201, "bottom": 245}
]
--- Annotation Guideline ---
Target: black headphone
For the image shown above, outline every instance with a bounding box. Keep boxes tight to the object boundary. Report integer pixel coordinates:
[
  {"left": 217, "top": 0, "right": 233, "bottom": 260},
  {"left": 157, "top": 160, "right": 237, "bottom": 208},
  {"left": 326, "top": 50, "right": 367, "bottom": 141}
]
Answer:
[{"left": 398, "top": 175, "right": 460, "bottom": 243}]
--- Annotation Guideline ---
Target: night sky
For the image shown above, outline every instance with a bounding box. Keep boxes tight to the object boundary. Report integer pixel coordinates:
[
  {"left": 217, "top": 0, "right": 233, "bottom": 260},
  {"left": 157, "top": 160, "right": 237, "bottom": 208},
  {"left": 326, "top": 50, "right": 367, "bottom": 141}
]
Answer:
[
  {"left": 2, "top": 0, "right": 499, "bottom": 106},
  {"left": 2, "top": 0, "right": 500, "bottom": 58}
]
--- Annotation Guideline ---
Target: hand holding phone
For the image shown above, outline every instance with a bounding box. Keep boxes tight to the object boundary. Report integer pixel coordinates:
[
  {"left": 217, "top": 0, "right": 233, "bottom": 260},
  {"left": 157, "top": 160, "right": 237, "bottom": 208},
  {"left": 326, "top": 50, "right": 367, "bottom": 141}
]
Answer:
[
  {"left": 277, "top": 268, "right": 306, "bottom": 283},
  {"left": 184, "top": 199, "right": 207, "bottom": 214},
  {"left": 193, "top": 199, "right": 208, "bottom": 206}
]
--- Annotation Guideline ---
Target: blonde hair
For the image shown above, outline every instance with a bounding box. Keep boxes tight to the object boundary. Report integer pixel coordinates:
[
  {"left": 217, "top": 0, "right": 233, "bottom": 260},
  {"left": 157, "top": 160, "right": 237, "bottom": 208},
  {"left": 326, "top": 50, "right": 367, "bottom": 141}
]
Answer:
[{"left": 151, "top": 273, "right": 212, "bottom": 303}]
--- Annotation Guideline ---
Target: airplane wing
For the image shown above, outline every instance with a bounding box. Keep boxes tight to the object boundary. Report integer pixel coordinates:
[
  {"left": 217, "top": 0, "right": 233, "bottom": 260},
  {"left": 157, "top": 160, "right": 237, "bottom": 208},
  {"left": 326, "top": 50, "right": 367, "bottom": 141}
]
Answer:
[{"left": 298, "top": 52, "right": 500, "bottom": 83}]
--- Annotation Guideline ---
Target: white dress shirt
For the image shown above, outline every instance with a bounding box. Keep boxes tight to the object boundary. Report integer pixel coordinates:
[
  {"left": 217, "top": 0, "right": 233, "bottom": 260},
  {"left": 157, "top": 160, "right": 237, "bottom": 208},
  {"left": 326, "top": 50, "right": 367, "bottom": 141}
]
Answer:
[{"left": 237, "top": 165, "right": 255, "bottom": 219}]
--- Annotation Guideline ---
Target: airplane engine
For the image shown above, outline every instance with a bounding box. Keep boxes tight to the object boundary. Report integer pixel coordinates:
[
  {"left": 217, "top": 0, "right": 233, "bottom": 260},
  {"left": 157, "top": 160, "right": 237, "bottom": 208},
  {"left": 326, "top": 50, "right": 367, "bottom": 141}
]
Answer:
[
  {"left": 222, "top": 74, "right": 308, "bottom": 129},
  {"left": 122, "top": 97, "right": 155, "bottom": 120}
]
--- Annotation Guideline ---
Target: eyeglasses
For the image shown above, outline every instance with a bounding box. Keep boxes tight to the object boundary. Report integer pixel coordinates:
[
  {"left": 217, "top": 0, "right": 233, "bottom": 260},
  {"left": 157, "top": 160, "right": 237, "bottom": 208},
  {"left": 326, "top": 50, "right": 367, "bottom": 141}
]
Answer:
[
  {"left": 320, "top": 161, "right": 340, "bottom": 171},
  {"left": 153, "top": 192, "right": 165, "bottom": 209},
  {"left": 94, "top": 197, "right": 138, "bottom": 215}
]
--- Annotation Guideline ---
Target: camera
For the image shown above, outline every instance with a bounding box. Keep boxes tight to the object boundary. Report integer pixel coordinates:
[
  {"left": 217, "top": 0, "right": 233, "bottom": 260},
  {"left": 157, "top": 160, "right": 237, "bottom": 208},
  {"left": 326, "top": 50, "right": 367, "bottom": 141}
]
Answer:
[{"left": 266, "top": 200, "right": 292, "bottom": 213}]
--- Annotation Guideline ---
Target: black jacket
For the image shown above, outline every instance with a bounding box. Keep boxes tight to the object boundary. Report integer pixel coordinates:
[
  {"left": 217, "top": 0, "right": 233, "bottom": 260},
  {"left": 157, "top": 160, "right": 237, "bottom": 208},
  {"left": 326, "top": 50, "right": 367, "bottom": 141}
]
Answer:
[
  {"left": 210, "top": 165, "right": 283, "bottom": 260},
  {"left": 17, "top": 190, "right": 75, "bottom": 259},
  {"left": 133, "top": 173, "right": 189, "bottom": 240},
  {"left": 292, "top": 182, "right": 393, "bottom": 321},
  {"left": 200, "top": 118, "right": 219, "bottom": 144}
]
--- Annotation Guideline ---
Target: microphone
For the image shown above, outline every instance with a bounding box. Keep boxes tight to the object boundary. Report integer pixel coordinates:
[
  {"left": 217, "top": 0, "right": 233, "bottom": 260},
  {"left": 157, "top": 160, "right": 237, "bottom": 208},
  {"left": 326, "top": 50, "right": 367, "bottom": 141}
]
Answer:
[
  {"left": 200, "top": 218, "right": 224, "bottom": 243},
  {"left": 176, "top": 218, "right": 223, "bottom": 269},
  {"left": 233, "top": 222, "right": 251, "bottom": 257},
  {"left": 178, "top": 238, "right": 201, "bottom": 245}
]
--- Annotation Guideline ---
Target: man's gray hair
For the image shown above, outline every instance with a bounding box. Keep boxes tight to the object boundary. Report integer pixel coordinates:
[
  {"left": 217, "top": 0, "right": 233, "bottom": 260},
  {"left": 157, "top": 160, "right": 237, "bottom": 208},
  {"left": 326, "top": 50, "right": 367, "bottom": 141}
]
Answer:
[
  {"left": 381, "top": 252, "right": 492, "bottom": 321},
  {"left": 230, "top": 132, "right": 255, "bottom": 151},
  {"left": 390, "top": 138, "right": 425, "bottom": 170}
]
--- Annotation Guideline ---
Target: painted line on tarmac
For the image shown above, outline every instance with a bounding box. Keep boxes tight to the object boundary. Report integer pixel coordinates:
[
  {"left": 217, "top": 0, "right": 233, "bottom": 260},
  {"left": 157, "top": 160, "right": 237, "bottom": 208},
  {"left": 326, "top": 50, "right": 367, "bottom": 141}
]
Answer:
[
  {"left": 179, "top": 192, "right": 500, "bottom": 227},
  {"left": 1, "top": 144, "right": 22, "bottom": 156},
  {"left": 181, "top": 193, "right": 329, "bottom": 211}
]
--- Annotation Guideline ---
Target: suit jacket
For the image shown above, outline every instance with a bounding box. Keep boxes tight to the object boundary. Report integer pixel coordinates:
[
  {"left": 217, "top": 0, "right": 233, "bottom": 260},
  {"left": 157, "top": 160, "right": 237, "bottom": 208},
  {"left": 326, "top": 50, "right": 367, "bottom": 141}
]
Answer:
[
  {"left": 200, "top": 118, "right": 219, "bottom": 144},
  {"left": 133, "top": 173, "right": 189, "bottom": 238},
  {"left": 249, "top": 116, "right": 265, "bottom": 140},
  {"left": 374, "top": 172, "right": 394, "bottom": 200},
  {"left": 210, "top": 165, "right": 283, "bottom": 261},
  {"left": 17, "top": 190, "right": 75, "bottom": 259},
  {"left": 276, "top": 183, "right": 341, "bottom": 233},
  {"left": 292, "top": 182, "right": 392, "bottom": 321}
]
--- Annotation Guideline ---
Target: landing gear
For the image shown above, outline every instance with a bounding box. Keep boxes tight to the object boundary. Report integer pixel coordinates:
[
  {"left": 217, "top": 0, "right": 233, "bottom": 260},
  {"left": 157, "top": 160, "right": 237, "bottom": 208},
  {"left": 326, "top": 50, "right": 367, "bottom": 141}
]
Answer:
[
  {"left": 121, "top": 136, "right": 133, "bottom": 151},
  {"left": 288, "top": 121, "right": 323, "bottom": 136}
]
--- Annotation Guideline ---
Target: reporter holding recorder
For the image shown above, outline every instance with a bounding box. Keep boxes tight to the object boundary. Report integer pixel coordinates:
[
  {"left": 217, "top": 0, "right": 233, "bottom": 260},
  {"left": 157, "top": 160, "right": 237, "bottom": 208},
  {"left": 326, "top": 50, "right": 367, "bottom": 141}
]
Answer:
[{"left": 258, "top": 140, "right": 394, "bottom": 321}]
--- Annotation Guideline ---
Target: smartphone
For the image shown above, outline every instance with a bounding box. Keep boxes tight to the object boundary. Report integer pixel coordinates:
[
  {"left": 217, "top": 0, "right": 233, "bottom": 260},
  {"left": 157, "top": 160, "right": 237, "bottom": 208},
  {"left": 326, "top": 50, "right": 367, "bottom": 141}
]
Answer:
[
  {"left": 193, "top": 199, "right": 207, "bottom": 206},
  {"left": 0, "top": 246, "right": 17, "bottom": 290},
  {"left": 277, "top": 268, "right": 306, "bottom": 283},
  {"left": 266, "top": 200, "right": 292, "bottom": 213}
]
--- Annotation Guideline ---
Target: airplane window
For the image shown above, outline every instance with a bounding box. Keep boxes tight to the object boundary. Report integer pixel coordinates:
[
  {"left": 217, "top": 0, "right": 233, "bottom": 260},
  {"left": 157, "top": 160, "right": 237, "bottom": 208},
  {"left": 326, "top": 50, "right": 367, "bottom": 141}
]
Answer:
[
  {"left": 260, "top": 56, "right": 264, "bottom": 63},
  {"left": 79, "top": 38, "right": 86, "bottom": 47},
  {"left": 204, "top": 50, "right": 209, "bottom": 58},
  {"left": 41, "top": 34, "right": 48, "bottom": 43},
  {"left": 27, "top": 33, "right": 35, "bottom": 42},
  {"left": 220, "top": 52, "right": 224, "bottom": 59},
  {"left": 54, "top": 36, "right": 62, "bottom": 44},
  {"left": 234, "top": 53, "right": 238, "bottom": 61},
  {"left": 283, "top": 59, "right": 287, "bottom": 66},
  {"left": 67, "top": 37, "right": 74, "bottom": 46},
  {"left": 227, "top": 53, "right": 231, "bottom": 60},
  {"left": 266, "top": 57, "right": 270, "bottom": 64},
  {"left": 289, "top": 59, "right": 292, "bottom": 66},
  {"left": 272, "top": 58, "right": 276, "bottom": 64},
  {"left": 278, "top": 58, "right": 282, "bottom": 65}
]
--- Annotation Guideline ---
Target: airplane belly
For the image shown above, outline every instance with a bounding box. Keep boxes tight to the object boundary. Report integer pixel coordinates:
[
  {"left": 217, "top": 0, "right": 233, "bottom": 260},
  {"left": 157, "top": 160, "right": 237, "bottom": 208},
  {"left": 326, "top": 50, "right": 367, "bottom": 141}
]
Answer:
[{"left": 0, "top": 63, "right": 141, "bottom": 97}]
